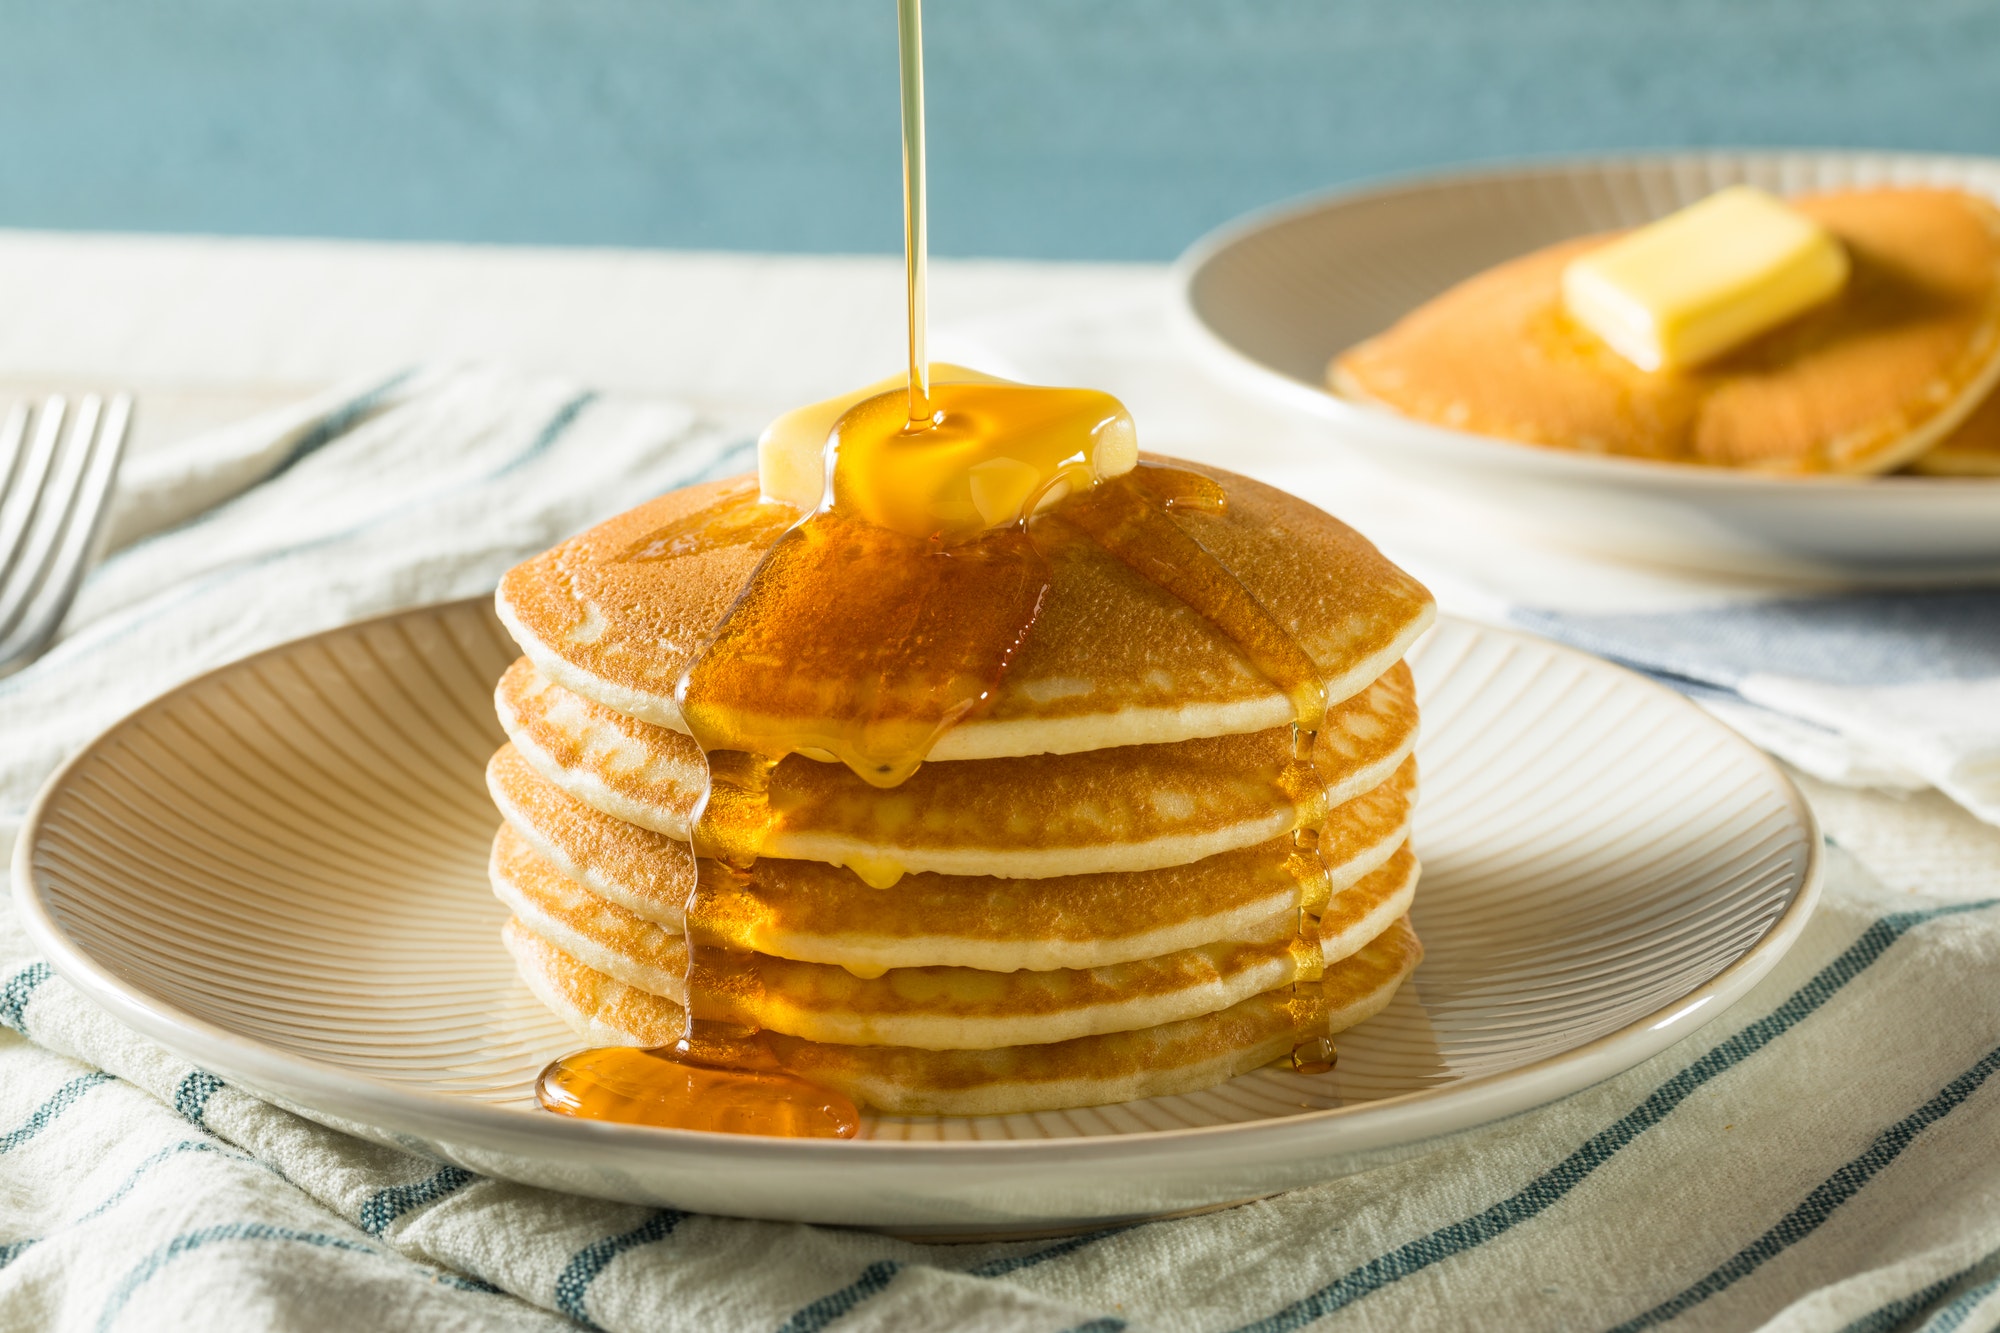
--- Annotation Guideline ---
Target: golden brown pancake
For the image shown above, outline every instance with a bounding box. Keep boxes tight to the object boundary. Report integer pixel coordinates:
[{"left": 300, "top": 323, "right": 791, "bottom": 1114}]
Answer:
[
  {"left": 1334, "top": 189, "right": 2000, "bottom": 474},
  {"left": 503, "top": 913, "right": 1422, "bottom": 1115},
  {"left": 495, "top": 460, "right": 1436, "bottom": 754},
  {"left": 1910, "top": 381, "right": 2000, "bottom": 474},
  {"left": 489, "top": 743, "right": 1417, "bottom": 973},
  {"left": 494, "top": 837, "right": 1417, "bottom": 1050},
  {"left": 496, "top": 655, "right": 1418, "bottom": 883}
]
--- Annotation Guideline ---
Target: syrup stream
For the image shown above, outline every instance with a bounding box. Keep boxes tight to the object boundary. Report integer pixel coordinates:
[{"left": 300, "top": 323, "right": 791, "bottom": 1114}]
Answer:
[{"left": 897, "top": 0, "right": 930, "bottom": 425}]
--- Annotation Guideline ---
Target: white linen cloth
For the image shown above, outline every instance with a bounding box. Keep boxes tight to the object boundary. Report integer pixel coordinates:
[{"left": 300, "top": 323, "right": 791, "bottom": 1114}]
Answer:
[{"left": 3, "top": 369, "right": 2000, "bottom": 1333}]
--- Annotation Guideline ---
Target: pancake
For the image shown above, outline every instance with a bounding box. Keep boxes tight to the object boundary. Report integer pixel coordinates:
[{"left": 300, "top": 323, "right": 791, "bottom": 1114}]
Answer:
[
  {"left": 496, "top": 819, "right": 1416, "bottom": 1044},
  {"left": 493, "top": 443, "right": 1433, "bottom": 1120},
  {"left": 496, "top": 655, "right": 1418, "bottom": 884},
  {"left": 503, "top": 913, "right": 1422, "bottom": 1115},
  {"left": 1910, "top": 381, "right": 2000, "bottom": 474},
  {"left": 495, "top": 460, "right": 1436, "bottom": 756},
  {"left": 495, "top": 839, "right": 1418, "bottom": 1050},
  {"left": 489, "top": 743, "right": 1416, "bottom": 973},
  {"left": 1334, "top": 188, "right": 2000, "bottom": 474}
]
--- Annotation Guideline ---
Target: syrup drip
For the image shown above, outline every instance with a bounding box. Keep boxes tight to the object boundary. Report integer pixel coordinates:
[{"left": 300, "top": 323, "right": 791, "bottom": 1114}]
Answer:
[
  {"left": 677, "top": 510, "right": 1051, "bottom": 789},
  {"left": 535, "top": 0, "right": 1338, "bottom": 1135},
  {"left": 537, "top": 1036, "right": 858, "bottom": 1138},
  {"left": 1058, "top": 466, "right": 1327, "bottom": 733}
]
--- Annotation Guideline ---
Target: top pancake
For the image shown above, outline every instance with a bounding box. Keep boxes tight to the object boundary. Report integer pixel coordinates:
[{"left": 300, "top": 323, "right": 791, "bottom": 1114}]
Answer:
[
  {"left": 496, "top": 457, "right": 1435, "bottom": 758},
  {"left": 1333, "top": 189, "right": 2000, "bottom": 474}
]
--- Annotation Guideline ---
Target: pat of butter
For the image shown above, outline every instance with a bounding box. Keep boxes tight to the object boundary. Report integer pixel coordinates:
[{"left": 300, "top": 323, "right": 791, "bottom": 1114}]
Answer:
[
  {"left": 757, "top": 363, "right": 1013, "bottom": 513},
  {"left": 1561, "top": 186, "right": 1850, "bottom": 372},
  {"left": 757, "top": 364, "right": 1138, "bottom": 540}
]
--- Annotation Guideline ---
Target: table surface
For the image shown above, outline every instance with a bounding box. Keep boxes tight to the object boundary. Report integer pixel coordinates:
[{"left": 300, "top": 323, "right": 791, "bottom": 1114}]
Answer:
[{"left": 3, "top": 225, "right": 1996, "bottom": 904}]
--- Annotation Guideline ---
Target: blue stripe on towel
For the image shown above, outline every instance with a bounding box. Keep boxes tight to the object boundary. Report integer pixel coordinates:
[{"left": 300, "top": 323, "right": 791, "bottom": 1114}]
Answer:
[
  {"left": 0, "top": 962, "right": 53, "bottom": 1032},
  {"left": 1833, "top": 1242, "right": 2000, "bottom": 1333},
  {"left": 78, "top": 1141, "right": 236, "bottom": 1224},
  {"left": 1916, "top": 1270, "right": 2000, "bottom": 1333},
  {"left": 94, "top": 1223, "right": 388, "bottom": 1332},
  {"left": 491, "top": 391, "right": 597, "bottom": 478},
  {"left": 1223, "top": 900, "right": 1998, "bottom": 1333},
  {"left": 554, "top": 1209, "right": 686, "bottom": 1328},
  {"left": 1514, "top": 588, "right": 2000, "bottom": 689},
  {"left": 172, "top": 1071, "right": 224, "bottom": 1128},
  {"left": 1608, "top": 1043, "right": 2000, "bottom": 1331},
  {"left": 968, "top": 1228, "right": 1128, "bottom": 1279},
  {"left": 775, "top": 1259, "right": 903, "bottom": 1333},
  {"left": 767, "top": 1224, "right": 1132, "bottom": 1331},
  {"left": 1, "top": 1073, "right": 112, "bottom": 1154},
  {"left": 358, "top": 1165, "right": 477, "bottom": 1237},
  {"left": 91, "top": 370, "right": 417, "bottom": 573}
]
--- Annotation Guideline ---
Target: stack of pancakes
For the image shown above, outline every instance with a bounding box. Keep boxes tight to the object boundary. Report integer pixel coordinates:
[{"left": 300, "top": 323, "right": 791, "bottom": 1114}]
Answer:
[
  {"left": 488, "top": 462, "right": 1436, "bottom": 1116},
  {"left": 1334, "top": 188, "right": 2000, "bottom": 475}
]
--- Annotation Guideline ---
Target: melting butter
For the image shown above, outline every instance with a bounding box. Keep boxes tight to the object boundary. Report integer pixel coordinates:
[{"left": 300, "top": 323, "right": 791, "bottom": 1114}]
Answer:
[
  {"left": 759, "top": 364, "right": 1012, "bottom": 512},
  {"left": 758, "top": 364, "right": 1138, "bottom": 541},
  {"left": 1561, "top": 185, "right": 1850, "bottom": 372}
]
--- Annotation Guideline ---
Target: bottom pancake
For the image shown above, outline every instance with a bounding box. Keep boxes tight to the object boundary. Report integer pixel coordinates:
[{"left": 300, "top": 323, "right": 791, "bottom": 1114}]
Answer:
[
  {"left": 504, "top": 915, "right": 1422, "bottom": 1116},
  {"left": 1910, "top": 384, "right": 2000, "bottom": 474}
]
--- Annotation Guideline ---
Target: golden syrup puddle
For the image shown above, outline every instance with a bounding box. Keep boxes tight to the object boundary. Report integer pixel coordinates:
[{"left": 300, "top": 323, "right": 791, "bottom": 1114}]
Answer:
[
  {"left": 537, "top": 1036, "right": 858, "bottom": 1137},
  {"left": 534, "top": 0, "right": 1337, "bottom": 1136}
]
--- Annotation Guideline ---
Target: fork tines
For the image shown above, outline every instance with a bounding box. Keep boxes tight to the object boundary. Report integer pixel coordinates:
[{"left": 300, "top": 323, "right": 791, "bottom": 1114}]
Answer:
[{"left": 0, "top": 393, "right": 133, "bottom": 677}]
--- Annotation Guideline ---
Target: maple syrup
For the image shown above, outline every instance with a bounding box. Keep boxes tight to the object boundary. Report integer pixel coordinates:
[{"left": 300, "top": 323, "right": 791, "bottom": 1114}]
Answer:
[
  {"left": 537, "top": 1038, "right": 859, "bottom": 1137},
  {"left": 535, "top": 0, "right": 1340, "bottom": 1137}
]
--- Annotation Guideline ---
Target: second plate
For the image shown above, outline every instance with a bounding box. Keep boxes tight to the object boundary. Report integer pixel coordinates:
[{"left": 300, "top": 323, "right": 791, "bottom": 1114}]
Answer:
[{"left": 1178, "top": 150, "right": 2000, "bottom": 577}]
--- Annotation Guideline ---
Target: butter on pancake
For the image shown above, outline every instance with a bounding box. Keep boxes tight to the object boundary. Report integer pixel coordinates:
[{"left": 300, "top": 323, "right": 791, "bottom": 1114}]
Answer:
[
  {"left": 496, "top": 460, "right": 1434, "bottom": 753},
  {"left": 1334, "top": 189, "right": 2000, "bottom": 474},
  {"left": 497, "top": 654, "right": 1417, "bottom": 883},
  {"left": 490, "top": 743, "right": 1416, "bottom": 974},
  {"left": 502, "top": 914, "right": 1421, "bottom": 1116},
  {"left": 1911, "top": 382, "right": 2000, "bottom": 475}
]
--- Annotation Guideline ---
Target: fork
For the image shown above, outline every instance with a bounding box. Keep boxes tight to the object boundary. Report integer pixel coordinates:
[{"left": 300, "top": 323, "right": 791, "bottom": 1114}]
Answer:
[{"left": 0, "top": 394, "right": 133, "bottom": 678}]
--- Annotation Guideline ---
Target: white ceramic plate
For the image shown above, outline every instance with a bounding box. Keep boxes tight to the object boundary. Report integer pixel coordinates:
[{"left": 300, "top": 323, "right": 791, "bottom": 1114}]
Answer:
[
  {"left": 15, "top": 600, "right": 1820, "bottom": 1233},
  {"left": 1177, "top": 151, "right": 2000, "bottom": 578}
]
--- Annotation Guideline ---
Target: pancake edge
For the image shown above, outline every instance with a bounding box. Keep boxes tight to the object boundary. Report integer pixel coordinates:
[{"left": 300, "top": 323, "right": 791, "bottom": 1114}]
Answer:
[
  {"left": 495, "top": 570, "right": 1436, "bottom": 758},
  {"left": 503, "top": 917, "right": 1421, "bottom": 1117},
  {"left": 496, "top": 851, "right": 1416, "bottom": 1052}
]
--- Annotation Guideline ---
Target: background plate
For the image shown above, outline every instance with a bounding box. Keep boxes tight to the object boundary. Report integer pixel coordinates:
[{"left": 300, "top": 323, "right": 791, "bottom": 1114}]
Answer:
[
  {"left": 1177, "top": 150, "right": 2000, "bottom": 577},
  {"left": 15, "top": 600, "right": 1820, "bottom": 1231}
]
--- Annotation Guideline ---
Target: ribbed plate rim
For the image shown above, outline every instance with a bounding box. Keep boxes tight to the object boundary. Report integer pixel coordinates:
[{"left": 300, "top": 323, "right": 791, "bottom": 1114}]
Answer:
[
  {"left": 12, "top": 598, "right": 1822, "bottom": 1165},
  {"left": 1172, "top": 147, "right": 2000, "bottom": 496}
]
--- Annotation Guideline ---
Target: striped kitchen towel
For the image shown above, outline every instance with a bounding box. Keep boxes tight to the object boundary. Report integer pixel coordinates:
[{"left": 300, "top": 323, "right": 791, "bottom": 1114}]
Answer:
[
  {"left": 4, "top": 848, "right": 1998, "bottom": 1330},
  {"left": 2, "top": 367, "right": 2000, "bottom": 1331},
  {"left": 1488, "top": 580, "right": 2000, "bottom": 827}
]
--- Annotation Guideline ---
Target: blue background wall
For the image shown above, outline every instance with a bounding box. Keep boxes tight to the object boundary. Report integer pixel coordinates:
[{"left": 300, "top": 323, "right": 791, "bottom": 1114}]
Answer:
[{"left": 5, "top": 0, "right": 1999, "bottom": 260}]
